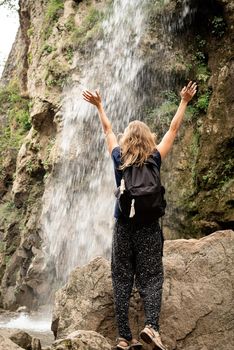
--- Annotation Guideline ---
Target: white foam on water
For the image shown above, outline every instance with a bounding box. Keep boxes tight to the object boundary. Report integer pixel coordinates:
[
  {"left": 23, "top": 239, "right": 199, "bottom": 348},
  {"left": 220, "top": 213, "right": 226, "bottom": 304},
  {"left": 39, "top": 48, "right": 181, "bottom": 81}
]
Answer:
[{"left": 0, "top": 313, "right": 51, "bottom": 332}]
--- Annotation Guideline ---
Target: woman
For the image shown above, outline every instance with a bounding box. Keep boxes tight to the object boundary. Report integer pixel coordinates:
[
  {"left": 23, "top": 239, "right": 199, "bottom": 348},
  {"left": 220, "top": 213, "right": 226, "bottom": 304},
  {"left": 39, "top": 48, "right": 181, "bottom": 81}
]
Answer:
[{"left": 82, "top": 81, "right": 197, "bottom": 350}]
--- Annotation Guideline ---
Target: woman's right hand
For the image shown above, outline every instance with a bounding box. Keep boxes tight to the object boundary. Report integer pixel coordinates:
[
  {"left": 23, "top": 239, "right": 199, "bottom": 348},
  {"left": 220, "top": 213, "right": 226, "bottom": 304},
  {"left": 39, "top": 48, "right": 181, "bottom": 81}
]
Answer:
[
  {"left": 180, "top": 81, "right": 197, "bottom": 103},
  {"left": 82, "top": 90, "right": 102, "bottom": 108}
]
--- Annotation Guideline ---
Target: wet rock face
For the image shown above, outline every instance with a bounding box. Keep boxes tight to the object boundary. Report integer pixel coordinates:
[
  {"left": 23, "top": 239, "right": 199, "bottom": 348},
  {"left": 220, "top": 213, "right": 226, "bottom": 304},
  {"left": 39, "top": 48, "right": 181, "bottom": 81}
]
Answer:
[{"left": 52, "top": 230, "right": 234, "bottom": 350}]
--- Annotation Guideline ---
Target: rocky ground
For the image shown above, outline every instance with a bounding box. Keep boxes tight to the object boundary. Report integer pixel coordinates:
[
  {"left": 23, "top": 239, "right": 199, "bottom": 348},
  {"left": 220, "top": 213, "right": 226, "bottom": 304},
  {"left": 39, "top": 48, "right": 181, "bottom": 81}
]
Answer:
[
  {"left": 0, "top": 229, "right": 233, "bottom": 349},
  {"left": 1, "top": 229, "right": 234, "bottom": 349}
]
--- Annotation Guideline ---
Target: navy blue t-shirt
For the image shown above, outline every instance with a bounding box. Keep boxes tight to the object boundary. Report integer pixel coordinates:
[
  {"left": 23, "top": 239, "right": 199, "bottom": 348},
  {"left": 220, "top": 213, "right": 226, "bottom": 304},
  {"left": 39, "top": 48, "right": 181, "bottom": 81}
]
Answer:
[{"left": 111, "top": 146, "right": 162, "bottom": 219}]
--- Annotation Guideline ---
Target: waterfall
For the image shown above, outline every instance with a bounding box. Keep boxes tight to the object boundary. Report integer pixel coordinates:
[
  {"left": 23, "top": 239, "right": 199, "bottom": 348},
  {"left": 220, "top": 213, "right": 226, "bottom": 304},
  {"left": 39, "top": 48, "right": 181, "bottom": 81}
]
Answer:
[
  {"left": 40, "top": 0, "right": 194, "bottom": 283},
  {"left": 40, "top": 0, "right": 147, "bottom": 282}
]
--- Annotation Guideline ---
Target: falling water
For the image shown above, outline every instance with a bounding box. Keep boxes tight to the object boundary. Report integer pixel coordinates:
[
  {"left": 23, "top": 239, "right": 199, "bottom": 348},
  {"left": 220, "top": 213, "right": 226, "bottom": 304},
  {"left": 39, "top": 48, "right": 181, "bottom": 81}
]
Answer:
[
  {"left": 40, "top": 0, "right": 195, "bottom": 283},
  {"left": 41, "top": 0, "right": 147, "bottom": 282}
]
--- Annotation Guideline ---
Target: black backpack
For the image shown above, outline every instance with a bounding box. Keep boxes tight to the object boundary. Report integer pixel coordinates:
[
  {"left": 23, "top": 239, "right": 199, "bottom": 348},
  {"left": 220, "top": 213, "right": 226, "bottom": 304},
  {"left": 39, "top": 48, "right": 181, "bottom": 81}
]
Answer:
[{"left": 114, "top": 156, "right": 166, "bottom": 224}]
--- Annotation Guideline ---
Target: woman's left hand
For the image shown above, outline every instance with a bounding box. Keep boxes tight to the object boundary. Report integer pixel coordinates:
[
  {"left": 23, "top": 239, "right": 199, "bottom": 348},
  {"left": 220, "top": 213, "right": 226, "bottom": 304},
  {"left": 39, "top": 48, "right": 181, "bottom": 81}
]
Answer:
[{"left": 82, "top": 90, "right": 102, "bottom": 108}]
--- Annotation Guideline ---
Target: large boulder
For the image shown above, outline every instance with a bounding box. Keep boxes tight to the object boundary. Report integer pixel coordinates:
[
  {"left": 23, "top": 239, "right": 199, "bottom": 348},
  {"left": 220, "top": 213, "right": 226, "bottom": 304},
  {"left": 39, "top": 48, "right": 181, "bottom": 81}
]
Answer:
[
  {"left": 51, "top": 257, "right": 121, "bottom": 343},
  {"left": 0, "top": 326, "right": 52, "bottom": 350},
  {"left": 0, "top": 334, "right": 24, "bottom": 350},
  {"left": 9, "top": 330, "right": 32, "bottom": 349},
  {"left": 52, "top": 230, "right": 234, "bottom": 350},
  {"left": 0, "top": 329, "right": 42, "bottom": 350},
  {"left": 161, "top": 229, "right": 234, "bottom": 350}
]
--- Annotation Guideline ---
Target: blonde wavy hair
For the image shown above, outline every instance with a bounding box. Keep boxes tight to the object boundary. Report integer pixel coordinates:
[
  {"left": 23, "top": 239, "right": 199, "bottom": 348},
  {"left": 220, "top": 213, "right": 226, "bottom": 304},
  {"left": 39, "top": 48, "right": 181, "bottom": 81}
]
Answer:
[{"left": 119, "top": 120, "right": 157, "bottom": 169}]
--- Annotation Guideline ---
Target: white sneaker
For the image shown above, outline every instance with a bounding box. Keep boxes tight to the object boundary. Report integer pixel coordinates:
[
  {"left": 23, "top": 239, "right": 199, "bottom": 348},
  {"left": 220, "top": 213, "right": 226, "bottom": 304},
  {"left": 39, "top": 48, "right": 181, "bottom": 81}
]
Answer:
[{"left": 140, "top": 325, "right": 167, "bottom": 350}]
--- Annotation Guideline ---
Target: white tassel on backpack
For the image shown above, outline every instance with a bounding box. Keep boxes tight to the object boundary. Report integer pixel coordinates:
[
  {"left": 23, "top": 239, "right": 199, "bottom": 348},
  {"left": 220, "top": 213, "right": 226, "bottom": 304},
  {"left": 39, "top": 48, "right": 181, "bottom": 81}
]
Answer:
[
  {"left": 129, "top": 198, "right": 135, "bottom": 218},
  {"left": 120, "top": 178, "right": 125, "bottom": 194},
  {"left": 119, "top": 178, "right": 135, "bottom": 218}
]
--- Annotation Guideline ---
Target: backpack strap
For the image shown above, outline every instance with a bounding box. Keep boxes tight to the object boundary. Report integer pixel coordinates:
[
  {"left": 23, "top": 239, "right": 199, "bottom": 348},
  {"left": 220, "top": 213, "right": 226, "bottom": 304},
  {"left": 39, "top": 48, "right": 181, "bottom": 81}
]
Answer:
[{"left": 146, "top": 155, "right": 160, "bottom": 170}]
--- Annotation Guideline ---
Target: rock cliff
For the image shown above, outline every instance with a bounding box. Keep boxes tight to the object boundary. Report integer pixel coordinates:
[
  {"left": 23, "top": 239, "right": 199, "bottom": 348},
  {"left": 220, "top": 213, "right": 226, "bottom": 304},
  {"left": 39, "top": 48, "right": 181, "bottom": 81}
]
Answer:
[{"left": 0, "top": 0, "right": 233, "bottom": 310}]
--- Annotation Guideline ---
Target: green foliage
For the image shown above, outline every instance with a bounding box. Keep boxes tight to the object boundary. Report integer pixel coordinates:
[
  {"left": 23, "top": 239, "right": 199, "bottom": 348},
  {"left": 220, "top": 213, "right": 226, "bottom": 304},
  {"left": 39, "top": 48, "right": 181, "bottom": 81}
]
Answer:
[
  {"left": 196, "top": 35, "right": 206, "bottom": 50},
  {"left": 15, "top": 109, "right": 31, "bottom": 130},
  {"left": 200, "top": 156, "right": 234, "bottom": 190},
  {"left": 202, "top": 170, "right": 214, "bottom": 183},
  {"left": 190, "top": 130, "right": 200, "bottom": 172},
  {"left": 144, "top": 90, "right": 180, "bottom": 134},
  {"left": 42, "top": 0, "right": 64, "bottom": 40},
  {"left": 219, "top": 158, "right": 234, "bottom": 187},
  {"left": 153, "top": 90, "right": 180, "bottom": 126},
  {"left": 185, "top": 89, "right": 212, "bottom": 119},
  {"left": 27, "top": 26, "right": 34, "bottom": 37},
  {"left": 0, "top": 81, "right": 31, "bottom": 173},
  {"left": 186, "top": 38, "right": 212, "bottom": 119},
  {"left": 194, "top": 36, "right": 207, "bottom": 64},
  {"left": 184, "top": 105, "right": 198, "bottom": 122},
  {"left": 163, "top": 90, "right": 180, "bottom": 104},
  {"left": 43, "top": 26, "right": 53, "bottom": 41},
  {"left": 45, "top": 61, "right": 69, "bottom": 88},
  {"left": 45, "top": 73, "right": 68, "bottom": 88},
  {"left": 5, "top": 200, "right": 16, "bottom": 212},
  {"left": 0, "top": 241, "right": 5, "bottom": 253},
  {"left": 211, "top": 16, "right": 226, "bottom": 38},
  {"left": 195, "top": 90, "right": 212, "bottom": 113},
  {"left": 28, "top": 140, "right": 41, "bottom": 153},
  {"left": 158, "top": 101, "right": 178, "bottom": 119},
  {"left": 0, "top": 82, "right": 31, "bottom": 132},
  {"left": 4, "top": 255, "right": 11, "bottom": 265},
  {"left": 72, "top": 7, "right": 104, "bottom": 47},
  {"left": 195, "top": 51, "right": 206, "bottom": 63},
  {"left": 84, "top": 7, "right": 104, "bottom": 28},
  {"left": 25, "top": 159, "right": 41, "bottom": 175},
  {"left": 64, "top": 46, "right": 74, "bottom": 63},
  {"left": 196, "top": 64, "right": 210, "bottom": 83},
  {"left": 185, "top": 62, "right": 193, "bottom": 73},
  {"left": 46, "top": 0, "right": 64, "bottom": 22},
  {"left": 42, "top": 44, "right": 55, "bottom": 55},
  {"left": 64, "top": 17, "right": 76, "bottom": 32},
  {"left": 27, "top": 51, "right": 33, "bottom": 65},
  {"left": 0, "top": 199, "right": 21, "bottom": 232},
  {"left": 42, "top": 137, "right": 56, "bottom": 173},
  {"left": 0, "top": 165, "right": 5, "bottom": 181}
]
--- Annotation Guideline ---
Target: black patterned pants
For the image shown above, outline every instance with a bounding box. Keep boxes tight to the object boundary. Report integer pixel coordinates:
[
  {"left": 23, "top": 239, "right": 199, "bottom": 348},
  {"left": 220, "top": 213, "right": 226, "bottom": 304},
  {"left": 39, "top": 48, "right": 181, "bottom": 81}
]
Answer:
[{"left": 111, "top": 217, "right": 164, "bottom": 341}]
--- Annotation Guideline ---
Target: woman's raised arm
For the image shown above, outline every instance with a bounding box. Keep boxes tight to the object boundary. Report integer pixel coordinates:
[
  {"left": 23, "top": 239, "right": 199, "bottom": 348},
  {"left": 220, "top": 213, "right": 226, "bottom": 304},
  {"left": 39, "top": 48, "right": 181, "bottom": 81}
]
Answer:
[
  {"left": 82, "top": 90, "right": 118, "bottom": 154},
  {"left": 157, "top": 81, "right": 197, "bottom": 160}
]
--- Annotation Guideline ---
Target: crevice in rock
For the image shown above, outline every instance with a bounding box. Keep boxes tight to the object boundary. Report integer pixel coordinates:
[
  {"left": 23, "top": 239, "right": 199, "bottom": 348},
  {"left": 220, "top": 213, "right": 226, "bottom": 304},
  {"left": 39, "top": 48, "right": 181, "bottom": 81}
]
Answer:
[
  {"left": 176, "top": 309, "right": 213, "bottom": 343},
  {"left": 216, "top": 220, "right": 234, "bottom": 231},
  {"left": 18, "top": 1, "right": 31, "bottom": 93}
]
